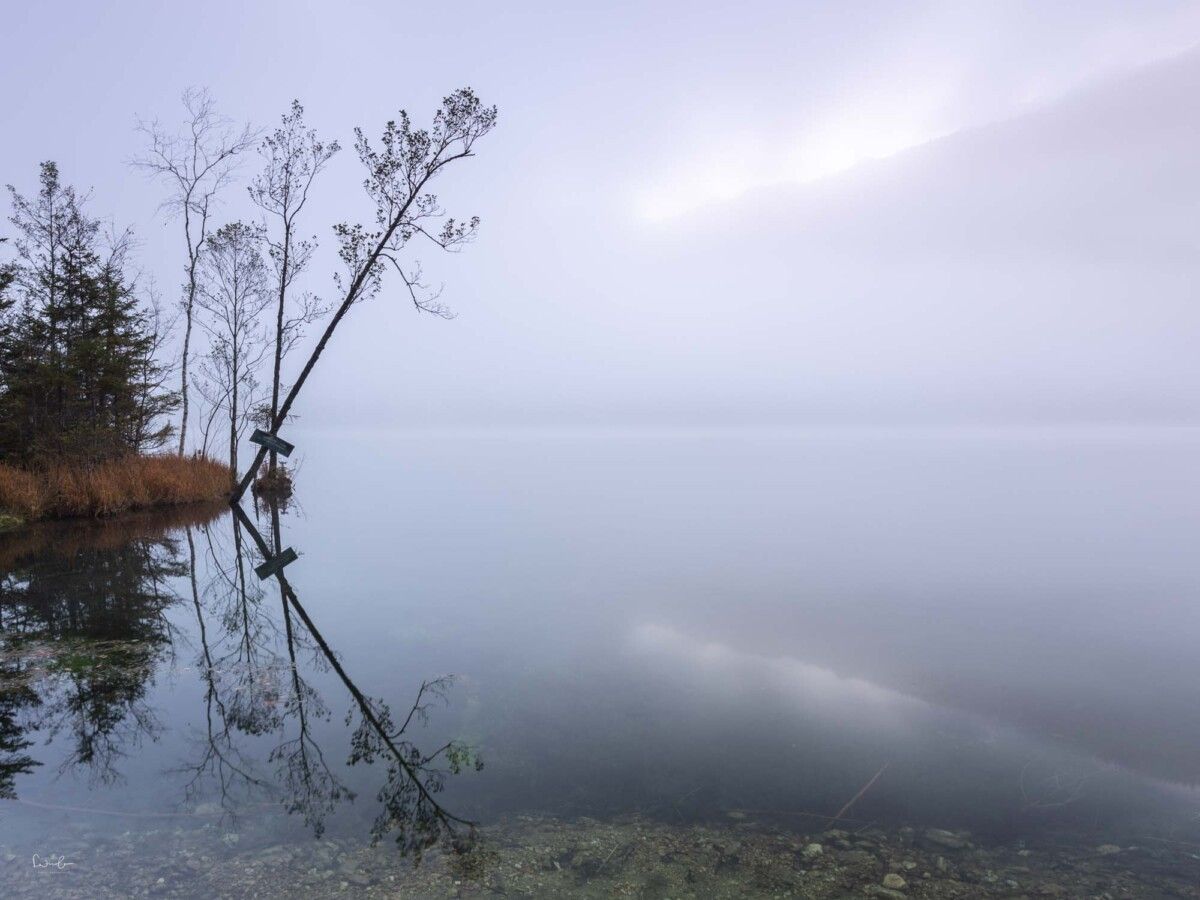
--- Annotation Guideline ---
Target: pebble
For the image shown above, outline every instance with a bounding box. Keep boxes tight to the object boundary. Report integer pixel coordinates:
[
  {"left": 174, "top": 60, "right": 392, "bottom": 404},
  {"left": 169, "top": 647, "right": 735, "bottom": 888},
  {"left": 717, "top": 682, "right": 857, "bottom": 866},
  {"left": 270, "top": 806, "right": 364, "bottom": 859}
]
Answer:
[{"left": 923, "top": 828, "right": 969, "bottom": 850}]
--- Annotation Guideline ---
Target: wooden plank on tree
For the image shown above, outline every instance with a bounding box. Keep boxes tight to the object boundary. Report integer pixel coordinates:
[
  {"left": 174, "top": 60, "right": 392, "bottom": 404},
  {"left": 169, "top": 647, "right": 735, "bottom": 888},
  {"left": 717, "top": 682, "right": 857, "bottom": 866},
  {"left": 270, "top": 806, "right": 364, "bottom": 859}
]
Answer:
[
  {"left": 255, "top": 547, "right": 298, "bottom": 580},
  {"left": 249, "top": 428, "right": 294, "bottom": 458}
]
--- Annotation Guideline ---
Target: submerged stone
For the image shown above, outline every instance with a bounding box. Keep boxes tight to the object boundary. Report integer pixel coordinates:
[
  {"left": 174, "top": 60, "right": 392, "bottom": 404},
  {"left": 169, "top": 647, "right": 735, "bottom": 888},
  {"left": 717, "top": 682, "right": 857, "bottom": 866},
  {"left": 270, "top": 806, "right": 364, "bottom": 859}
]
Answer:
[
  {"left": 923, "top": 828, "right": 970, "bottom": 850},
  {"left": 801, "top": 842, "right": 823, "bottom": 860}
]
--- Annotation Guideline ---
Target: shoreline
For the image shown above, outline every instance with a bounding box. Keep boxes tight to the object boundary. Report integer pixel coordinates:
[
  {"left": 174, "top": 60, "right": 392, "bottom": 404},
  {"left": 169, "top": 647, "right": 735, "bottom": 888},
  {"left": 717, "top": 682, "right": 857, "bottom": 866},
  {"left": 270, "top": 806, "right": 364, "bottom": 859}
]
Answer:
[{"left": 0, "top": 455, "right": 232, "bottom": 525}]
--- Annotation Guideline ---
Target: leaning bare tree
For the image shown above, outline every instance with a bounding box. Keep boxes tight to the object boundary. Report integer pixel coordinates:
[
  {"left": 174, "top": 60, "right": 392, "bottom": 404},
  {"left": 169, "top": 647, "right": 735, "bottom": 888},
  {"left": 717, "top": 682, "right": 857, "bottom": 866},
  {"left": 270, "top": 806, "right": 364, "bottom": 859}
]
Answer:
[
  {"left": 194, "top": 222, "right": 272, "bottom": 480},
  {"left": 133, "top": 89, "right": 257, "bottom": 455},
  {"left": 232, "top": 88, "right": 497, "bottom": 499},
  {"left": 248, "top": 101, "right": 339, "bottom": 480}
]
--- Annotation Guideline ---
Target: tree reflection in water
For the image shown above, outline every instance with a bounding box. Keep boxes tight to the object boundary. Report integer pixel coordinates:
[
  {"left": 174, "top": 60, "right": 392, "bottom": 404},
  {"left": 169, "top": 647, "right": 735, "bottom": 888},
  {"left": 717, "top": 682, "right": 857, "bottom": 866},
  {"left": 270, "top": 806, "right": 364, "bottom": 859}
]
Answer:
[
  {"left": 0, "top": 509, "right": 199, "bottom": 786},
  {"left": 233, "top": 502, "right": 481, "bottom": 858},
  {"left": 0, "top": 500, "right": 480, "bottom": 859}
]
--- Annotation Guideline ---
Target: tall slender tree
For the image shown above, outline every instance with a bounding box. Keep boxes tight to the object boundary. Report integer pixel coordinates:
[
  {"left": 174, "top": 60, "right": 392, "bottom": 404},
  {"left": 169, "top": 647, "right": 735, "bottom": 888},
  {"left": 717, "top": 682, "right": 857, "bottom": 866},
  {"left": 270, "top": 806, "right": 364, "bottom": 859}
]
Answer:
[
  {"left": 194, "top": 222, "right": 271, "bottom": 480},
  {"left": 133, "top": 89, "right": 256, "bottom": 455},
  {"left": 233, "top": 88, "right": 497, "bottom": 498},
  {"left": 249, "top": 101, "right": 339, "bottom": 479}
]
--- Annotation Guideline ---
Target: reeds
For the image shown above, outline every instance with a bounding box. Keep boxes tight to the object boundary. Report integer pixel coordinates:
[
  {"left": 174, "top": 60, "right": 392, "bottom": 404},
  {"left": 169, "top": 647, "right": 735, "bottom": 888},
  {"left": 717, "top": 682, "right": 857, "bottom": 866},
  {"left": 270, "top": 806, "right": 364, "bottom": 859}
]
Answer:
[{"left": 0, "top": 455, "right": 232, "bottom": 520}]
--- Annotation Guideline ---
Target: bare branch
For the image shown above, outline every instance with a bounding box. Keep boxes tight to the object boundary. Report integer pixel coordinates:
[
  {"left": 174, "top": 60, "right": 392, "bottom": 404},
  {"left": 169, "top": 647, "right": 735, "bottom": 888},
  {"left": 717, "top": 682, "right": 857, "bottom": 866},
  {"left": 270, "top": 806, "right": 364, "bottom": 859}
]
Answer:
[{"left": 132, "top": 88, "right": 259, "bottom": 455}]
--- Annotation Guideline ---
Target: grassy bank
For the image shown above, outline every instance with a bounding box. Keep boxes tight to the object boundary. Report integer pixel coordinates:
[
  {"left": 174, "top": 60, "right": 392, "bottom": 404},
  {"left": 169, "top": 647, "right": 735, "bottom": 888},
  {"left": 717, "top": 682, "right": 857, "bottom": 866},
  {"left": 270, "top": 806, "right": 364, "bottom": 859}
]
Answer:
[{"left": 0, "top": 455, "right": 231, "bottom": 521}]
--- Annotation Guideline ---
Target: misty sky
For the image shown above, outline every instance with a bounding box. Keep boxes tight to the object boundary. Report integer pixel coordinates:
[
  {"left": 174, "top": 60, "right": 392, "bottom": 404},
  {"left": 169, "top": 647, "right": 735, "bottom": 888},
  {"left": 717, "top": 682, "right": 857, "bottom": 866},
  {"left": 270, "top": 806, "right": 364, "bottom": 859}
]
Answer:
[{"left": 3, "top": 1, "right": 1200, "bottom": 427}]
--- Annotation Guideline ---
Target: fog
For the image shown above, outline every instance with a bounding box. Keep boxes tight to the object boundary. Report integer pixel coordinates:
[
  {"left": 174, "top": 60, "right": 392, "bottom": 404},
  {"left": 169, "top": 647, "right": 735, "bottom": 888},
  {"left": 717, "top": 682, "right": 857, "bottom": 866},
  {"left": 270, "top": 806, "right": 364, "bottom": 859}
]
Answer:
[
  {"left": 6, "top": 11, "right": 1200, "bottom": 892},
  {"left": 2, "top": 2, "right": 1199, "bottom": 427}
]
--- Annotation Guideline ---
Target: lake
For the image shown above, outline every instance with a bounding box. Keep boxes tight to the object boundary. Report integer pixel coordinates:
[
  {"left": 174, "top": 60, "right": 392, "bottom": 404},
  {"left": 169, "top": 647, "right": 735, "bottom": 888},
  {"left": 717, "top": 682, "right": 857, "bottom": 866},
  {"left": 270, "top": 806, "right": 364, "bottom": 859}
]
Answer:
[{"left": 2, "top": 426, "right": 1199, "bottom": 897}]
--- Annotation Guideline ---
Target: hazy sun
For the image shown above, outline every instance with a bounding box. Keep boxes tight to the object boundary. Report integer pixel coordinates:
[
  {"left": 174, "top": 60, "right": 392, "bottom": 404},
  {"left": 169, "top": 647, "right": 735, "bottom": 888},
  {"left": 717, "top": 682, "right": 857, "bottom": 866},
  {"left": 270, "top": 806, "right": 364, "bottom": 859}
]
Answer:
[{"left": 636, "top": 122, "right": 946, "bottom": 223}]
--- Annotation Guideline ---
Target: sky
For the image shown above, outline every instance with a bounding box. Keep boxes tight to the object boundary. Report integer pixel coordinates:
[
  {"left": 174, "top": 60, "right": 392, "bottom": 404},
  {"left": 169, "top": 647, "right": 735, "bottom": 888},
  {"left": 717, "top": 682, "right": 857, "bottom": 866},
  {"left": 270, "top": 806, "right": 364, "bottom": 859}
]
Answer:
[{"left": 2, "top": 1, "right": 1200, "bottom": 428}]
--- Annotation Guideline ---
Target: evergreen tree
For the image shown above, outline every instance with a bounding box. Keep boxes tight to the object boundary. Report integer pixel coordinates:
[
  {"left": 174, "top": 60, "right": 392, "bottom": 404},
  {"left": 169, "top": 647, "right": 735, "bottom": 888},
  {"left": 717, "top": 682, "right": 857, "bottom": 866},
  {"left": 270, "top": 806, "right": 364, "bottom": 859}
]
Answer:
[{"left": 0, "top": 162, "right": 178, "bottom": 464}]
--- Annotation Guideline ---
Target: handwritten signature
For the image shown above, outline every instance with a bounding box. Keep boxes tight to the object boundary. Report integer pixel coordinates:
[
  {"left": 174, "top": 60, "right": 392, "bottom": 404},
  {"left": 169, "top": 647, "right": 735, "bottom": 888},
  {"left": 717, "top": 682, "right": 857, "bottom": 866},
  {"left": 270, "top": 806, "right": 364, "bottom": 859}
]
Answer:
[{"left": 32, "top": 853, "right": 74, "bottom": 870}]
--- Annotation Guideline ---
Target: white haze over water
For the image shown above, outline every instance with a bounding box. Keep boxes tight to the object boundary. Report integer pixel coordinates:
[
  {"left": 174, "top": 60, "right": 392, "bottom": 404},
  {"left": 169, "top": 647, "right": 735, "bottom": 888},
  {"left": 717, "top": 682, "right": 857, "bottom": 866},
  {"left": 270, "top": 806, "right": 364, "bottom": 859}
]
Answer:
[
  {"left": 5, "top": 7, "right": 1200, "bottom": 882},
  {"left": 2, "top": 2, "right": 1199, "bottom": 427}
]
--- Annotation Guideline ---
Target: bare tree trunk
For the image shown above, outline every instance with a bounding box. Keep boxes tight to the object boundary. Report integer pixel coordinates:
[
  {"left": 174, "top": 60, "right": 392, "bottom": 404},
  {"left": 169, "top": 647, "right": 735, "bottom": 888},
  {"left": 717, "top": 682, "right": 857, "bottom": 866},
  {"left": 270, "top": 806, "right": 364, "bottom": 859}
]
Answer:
[
  {"left": 177, "top": 198, "right": 206, "bottom": 456},
  {"left": 133, "top": 89, "right": 257, "bottom": 455},
  {"left": 230, "top": 89, "right": 495, "bottom": 501},
  {"left": 179, "top": 260, "right": 197, "bottom": 455},
  {"left": 194, "top": 221, "right": 270, "bottom": 492},
  {"left": 268, "top": 227, "right": 290, "bottom": 477},
  {"left": 232, "top": 172, "right": 434, "bottom": 500},
  {"left": 229, "top": 343, "right": 239, "bottom": 483},
  {"left": 249, "top": 101, "right": 340, "bottom": 482},
  {"left": 231, "top": 237, "right": 387, "bottom": 500}
]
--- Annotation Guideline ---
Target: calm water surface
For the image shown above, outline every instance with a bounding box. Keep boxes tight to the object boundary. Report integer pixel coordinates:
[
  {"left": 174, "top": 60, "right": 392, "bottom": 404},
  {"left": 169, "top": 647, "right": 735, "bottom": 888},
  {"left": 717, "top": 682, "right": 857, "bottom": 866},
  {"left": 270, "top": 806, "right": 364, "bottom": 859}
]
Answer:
[{"left": 2, "top": 427, "right": 1199, "bottom": 895}]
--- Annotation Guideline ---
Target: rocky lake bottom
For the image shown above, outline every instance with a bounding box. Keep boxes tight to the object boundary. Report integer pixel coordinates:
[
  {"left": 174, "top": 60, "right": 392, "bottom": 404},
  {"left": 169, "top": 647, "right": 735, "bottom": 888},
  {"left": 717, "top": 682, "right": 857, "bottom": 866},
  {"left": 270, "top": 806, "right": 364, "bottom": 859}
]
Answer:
[{"left": 3, "top": 811, "right": 1198, "bottom": 899}]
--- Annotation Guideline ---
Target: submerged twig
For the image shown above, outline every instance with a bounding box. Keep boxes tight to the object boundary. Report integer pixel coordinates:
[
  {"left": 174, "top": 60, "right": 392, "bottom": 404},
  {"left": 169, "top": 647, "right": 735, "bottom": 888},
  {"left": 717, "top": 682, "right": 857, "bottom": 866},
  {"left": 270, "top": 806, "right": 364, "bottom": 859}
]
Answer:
[{"left": 829, "top": 762, "right": 889, "bottom": 829}]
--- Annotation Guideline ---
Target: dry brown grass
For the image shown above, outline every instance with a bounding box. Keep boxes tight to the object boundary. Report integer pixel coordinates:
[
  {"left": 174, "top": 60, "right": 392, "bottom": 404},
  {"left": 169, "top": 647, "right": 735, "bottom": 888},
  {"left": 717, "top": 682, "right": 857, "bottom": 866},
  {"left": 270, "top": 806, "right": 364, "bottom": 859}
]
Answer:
[{"left": 0, "top": 455, "right": 232, "bottom": 521}]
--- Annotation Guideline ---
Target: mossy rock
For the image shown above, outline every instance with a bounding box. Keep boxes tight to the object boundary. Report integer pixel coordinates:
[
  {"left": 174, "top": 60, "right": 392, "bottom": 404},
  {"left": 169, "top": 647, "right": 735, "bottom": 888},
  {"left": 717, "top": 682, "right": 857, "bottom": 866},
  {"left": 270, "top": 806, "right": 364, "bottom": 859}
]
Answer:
[{"left": 0, "top": 512, "right": 25, "bottom": 532}]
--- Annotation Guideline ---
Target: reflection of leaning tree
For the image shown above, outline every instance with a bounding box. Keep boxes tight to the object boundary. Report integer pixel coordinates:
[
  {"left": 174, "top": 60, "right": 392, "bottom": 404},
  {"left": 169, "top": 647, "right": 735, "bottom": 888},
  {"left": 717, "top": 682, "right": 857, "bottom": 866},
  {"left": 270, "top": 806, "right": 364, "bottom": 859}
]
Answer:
[
  {"left": 179, "top": 509, "right": 352, "bottom": 832},
  {"left": 178, "top": 510, "right": 341, "bottom": 820},
  {"left": 265, "top": 497, "right": 353, "bottom": 836},
  {"left": 0, "top": 503, "right": 479, "bottom": 852},
  {"left": 204, "top": 514, "right": 285, "bottom": 736},
  {"left": 272, "top": 595, "right": 353, "bottom": 837},
  {"left": 177, "top": 520, "right": 274, "bottom": 816},
  {"left": 347, "top": 674, "right": 483, "bottom": 856},
  {"left": 234, "top": 503, "right": 482, "bottom": 858}
]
